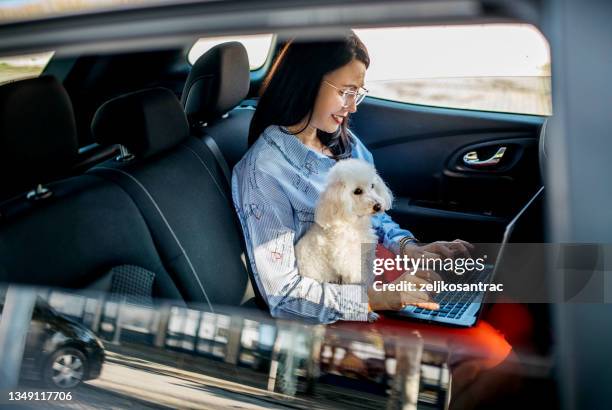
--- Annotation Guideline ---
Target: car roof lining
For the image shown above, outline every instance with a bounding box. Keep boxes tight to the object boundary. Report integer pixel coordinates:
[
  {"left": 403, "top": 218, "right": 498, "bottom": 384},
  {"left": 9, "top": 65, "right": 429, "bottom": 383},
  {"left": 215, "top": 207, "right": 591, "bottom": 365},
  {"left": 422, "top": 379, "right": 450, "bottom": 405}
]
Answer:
[{"left": 0, "top": 0, "right": 540, "bottom": 58}]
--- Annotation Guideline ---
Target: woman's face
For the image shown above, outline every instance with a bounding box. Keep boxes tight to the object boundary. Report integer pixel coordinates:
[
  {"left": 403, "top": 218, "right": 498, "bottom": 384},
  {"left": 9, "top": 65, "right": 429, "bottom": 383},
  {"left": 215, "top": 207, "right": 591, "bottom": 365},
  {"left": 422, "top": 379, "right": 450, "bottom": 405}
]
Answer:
[{"left": 309, "top": 58, "right": 367, "bottom": 134}]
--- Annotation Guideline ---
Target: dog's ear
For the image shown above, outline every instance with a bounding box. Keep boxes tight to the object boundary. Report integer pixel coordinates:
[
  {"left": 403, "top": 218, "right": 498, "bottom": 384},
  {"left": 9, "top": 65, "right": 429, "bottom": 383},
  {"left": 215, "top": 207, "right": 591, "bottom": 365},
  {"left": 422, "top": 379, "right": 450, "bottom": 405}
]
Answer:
[
  {"left": 374, "top": 174, "right": 394, "bottom": 211},
  {"left": 315, "top": 180, "right": 352, "bottom": 228}
]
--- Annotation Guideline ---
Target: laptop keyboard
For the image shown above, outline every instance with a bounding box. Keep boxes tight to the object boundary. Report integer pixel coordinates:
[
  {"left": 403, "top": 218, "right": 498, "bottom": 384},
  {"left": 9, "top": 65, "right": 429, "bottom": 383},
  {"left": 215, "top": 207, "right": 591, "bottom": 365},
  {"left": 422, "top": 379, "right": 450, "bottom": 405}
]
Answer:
[{"left": 411, "top": 266, "right": 493, "bottom": 320}]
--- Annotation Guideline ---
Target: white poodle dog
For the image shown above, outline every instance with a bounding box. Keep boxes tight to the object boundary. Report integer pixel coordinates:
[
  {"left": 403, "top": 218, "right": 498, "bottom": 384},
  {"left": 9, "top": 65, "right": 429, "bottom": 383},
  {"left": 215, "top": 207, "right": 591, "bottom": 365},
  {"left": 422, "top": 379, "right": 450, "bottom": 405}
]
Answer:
[{"left": 295, "top": 158, "right": 393, "bottom": 284}]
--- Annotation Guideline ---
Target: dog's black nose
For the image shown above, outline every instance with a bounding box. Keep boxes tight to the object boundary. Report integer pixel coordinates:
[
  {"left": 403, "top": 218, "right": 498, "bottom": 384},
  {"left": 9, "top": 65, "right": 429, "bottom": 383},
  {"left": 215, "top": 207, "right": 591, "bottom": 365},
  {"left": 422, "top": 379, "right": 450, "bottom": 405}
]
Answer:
[{"left": 373, "top": 203, "right": 382, "bottom": 212}]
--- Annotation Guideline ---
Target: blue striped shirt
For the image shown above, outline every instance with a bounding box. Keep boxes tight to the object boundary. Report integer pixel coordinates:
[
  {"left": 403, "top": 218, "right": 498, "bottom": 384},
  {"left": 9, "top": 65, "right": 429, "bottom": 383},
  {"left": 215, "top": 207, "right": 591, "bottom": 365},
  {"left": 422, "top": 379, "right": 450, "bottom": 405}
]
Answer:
[{"left": 231, "top": 125, "right": 414, "bottom": 323}]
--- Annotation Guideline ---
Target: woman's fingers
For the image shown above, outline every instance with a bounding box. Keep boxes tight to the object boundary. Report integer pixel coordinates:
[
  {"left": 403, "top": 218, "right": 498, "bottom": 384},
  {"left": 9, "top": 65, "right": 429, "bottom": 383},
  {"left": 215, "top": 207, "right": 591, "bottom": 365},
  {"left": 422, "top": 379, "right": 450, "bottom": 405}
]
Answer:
[
  {"left": 410, "top": 301, "right": 440, "bottom": 310},
  {"left": 420, "top": 240, "right": 475, "bottom": 259},
  {"left": 377, "top": 269, "right": 450, "bottom": 311},
  {"left": 423, "top": 241, "right": 453, "bottom": 258},
  {"left": 402, "top": 244, "right": 438, "bottom": 260},
  {"left": 421, "top": 250, "right": 443, "bottom": 260},
  {"left": 398, "top": 293, "right": 440, "bottom": 310},
  {"left": 414, "top": 269, "right": 443, "bottom": 283},
  {"left": 395, "top": 293, "right": 432, "bottom": 310},
  {"left": 394, "top": 271, "right": 436, "bottom": 288},
  {"left": 453, "top": 239, "right": 475, "bottom": 250},
  {"left": 448, "top": 241, "right": 471, "bottom": 258}
]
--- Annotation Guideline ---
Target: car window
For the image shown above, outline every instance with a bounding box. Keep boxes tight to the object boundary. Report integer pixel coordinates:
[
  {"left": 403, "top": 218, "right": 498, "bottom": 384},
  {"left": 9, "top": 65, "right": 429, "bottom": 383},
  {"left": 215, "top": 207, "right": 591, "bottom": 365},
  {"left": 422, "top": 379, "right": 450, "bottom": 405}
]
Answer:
[
  {"left": 188, "top": 34, "right": 273, "bottom": 70},
  {"left": 3, "top": 285, "right": 452, "bottom": 407},
  {"left": 0, "top": 51, "right": 54, "bottom": 85},
  {"left": 354, "top": 25, "right": 552, "bottom": 116}
]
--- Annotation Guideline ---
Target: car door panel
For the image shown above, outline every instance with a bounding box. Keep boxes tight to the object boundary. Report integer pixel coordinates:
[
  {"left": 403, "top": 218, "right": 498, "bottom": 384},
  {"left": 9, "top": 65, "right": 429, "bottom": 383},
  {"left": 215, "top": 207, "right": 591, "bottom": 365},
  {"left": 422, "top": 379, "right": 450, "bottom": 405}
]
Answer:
[{"left": 351, "top": 98, "right": 544, "bottom": 242}]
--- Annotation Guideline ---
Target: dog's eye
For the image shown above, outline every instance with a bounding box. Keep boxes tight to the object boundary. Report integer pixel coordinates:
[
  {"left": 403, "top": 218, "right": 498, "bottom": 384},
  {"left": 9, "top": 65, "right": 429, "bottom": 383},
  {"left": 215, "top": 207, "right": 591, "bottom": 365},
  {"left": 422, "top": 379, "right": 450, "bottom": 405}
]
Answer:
[
  {"left": 353, "top": 188, "right": 363, "bottom": 195},
  {"left": 371, "top": 183, "right": 375, "bottom": 189}
]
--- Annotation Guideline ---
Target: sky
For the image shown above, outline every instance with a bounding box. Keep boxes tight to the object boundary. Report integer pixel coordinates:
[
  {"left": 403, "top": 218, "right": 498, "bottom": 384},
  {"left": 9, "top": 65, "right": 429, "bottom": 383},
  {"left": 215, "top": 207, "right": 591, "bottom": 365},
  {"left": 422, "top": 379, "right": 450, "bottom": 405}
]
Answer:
[{"left": 354, "top": 24, "right": 551, "bottom": 81}]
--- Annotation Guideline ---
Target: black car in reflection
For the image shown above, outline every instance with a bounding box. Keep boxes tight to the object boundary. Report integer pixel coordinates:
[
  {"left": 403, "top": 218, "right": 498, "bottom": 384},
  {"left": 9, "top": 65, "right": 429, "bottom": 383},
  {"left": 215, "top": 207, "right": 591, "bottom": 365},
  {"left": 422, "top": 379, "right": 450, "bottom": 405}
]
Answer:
[{"left": 12, "top": 297, "right": 105, "bottom": 389}]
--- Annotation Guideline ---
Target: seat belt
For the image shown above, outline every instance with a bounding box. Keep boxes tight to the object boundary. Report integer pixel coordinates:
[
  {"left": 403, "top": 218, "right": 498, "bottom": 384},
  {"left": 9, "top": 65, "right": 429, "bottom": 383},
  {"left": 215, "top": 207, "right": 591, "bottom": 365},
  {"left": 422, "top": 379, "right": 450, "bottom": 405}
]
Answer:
[{"left": 202, "top": 135, "right": 231, "bottom": 185}]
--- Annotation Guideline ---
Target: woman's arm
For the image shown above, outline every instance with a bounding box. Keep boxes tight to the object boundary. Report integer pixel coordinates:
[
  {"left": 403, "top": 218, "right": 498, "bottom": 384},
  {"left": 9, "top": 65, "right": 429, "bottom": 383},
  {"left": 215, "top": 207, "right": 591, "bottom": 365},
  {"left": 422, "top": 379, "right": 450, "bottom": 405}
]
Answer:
[
  {"left": 371, "top": 212, "right": 417, "bottom": 255},
  {"left": 232, "top": 163, "right": 369, "bottom": 324}
]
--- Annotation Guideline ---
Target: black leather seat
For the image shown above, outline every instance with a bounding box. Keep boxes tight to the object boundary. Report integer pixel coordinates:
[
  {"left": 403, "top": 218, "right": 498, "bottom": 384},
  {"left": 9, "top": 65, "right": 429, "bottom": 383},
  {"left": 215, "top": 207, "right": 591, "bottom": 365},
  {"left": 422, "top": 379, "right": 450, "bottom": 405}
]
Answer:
[
  {"left": 182, "top": 42, "right": 254, "bottom": 182},
  {"left": 91, "top": 87, "right": 256, "bottom": 309},
  {"left": 0, "top": 77, "right": 183, "bottom": 304}
]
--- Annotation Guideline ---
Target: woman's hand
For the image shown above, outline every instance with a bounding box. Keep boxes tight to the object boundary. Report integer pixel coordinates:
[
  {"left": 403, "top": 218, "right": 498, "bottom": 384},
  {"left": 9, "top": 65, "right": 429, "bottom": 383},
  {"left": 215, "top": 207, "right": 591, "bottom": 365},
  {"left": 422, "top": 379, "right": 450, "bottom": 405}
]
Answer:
[
  {"left": 368, "top": 270, "right": 441, "bottom": 311},
  {"left": 403, "top": 239, "right": 474, "bottom": 260}
]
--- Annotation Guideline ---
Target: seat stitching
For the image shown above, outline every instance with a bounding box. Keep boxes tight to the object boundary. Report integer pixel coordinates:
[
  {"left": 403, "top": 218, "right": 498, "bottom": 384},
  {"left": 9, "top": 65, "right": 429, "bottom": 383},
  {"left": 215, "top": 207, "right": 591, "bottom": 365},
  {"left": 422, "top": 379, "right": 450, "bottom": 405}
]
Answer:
[
  {"left": 96, "top": 166, "right": 214, "bottom": 313},
  {"left": 180, "top": 142, "right": 231, "bottom": 204}
]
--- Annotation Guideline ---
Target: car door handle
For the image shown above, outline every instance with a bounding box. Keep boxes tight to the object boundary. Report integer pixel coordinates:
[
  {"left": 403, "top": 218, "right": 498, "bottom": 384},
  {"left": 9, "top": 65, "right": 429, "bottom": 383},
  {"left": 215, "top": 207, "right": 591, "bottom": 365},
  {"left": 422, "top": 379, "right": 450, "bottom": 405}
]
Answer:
[{"left": 463, "top": 146, "right": 507, "bottom": 167}]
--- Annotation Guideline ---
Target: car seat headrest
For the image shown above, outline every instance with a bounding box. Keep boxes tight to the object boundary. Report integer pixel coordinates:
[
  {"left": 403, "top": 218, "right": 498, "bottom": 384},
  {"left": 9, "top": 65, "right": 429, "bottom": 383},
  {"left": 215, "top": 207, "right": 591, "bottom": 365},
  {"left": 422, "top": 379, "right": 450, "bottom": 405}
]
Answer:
[
  {"left": 0, "top": 76, "right": 78, "bottom": 197},
  {"left": 92, "top": 87, "right": 189, "bottom": 159},
  {"left": 182, "top": 41, "right": 250, "bottom": 124}
]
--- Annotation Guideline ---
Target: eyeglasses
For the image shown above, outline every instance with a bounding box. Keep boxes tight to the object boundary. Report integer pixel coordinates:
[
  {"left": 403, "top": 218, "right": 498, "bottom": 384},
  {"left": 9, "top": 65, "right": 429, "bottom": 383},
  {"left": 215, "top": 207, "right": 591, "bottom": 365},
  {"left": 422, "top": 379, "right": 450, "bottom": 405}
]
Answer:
[{"left": 324, "top": 80, "right": 369, "bottom": 107}]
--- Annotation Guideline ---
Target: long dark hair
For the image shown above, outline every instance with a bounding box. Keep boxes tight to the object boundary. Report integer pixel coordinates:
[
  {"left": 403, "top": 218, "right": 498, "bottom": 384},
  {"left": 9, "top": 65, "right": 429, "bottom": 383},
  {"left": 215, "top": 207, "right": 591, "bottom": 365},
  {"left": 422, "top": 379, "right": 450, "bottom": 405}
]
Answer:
[{"left": 248, "top": 31, "right": 369, "bottom": 160}]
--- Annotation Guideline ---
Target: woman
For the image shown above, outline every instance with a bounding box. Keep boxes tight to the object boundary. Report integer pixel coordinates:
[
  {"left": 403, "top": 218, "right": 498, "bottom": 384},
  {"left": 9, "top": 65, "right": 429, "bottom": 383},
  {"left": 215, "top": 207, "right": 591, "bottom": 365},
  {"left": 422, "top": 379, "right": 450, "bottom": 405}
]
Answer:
[
  {"left": 232, "top": 33, "right": 518, "bottom": 408},
  {"left": 232, "top": 31, "right": 473, "bottom": 324}
]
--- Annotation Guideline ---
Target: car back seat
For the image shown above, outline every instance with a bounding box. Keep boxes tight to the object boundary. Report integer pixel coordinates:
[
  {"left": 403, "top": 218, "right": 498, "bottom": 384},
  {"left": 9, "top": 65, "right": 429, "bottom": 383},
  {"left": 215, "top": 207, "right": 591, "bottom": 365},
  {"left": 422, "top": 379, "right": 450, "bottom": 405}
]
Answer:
[
  {"left": 182, "top": 42, "right": 254, "bottom": 183},
  {"left": 90, "top": 87, "right": 260, "bottom": 309},
  {"left": 0, "top": 77, "right": 183, "bottom": 305}
]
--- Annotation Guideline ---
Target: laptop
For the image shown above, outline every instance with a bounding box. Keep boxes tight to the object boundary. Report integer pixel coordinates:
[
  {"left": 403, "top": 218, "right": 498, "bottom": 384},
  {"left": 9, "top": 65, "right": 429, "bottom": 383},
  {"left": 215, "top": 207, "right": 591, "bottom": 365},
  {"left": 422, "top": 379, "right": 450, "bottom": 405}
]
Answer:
[{"left": 392, "top": 186, "right": 545, "bottom": 327}]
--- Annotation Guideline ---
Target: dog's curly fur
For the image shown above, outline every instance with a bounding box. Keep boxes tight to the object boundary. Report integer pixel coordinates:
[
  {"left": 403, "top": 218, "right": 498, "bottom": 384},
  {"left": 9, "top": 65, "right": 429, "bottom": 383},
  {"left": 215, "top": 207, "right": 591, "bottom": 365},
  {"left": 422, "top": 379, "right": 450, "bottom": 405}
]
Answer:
[{"left": 295, "top": 159, "right": 393, "bottom": 284}]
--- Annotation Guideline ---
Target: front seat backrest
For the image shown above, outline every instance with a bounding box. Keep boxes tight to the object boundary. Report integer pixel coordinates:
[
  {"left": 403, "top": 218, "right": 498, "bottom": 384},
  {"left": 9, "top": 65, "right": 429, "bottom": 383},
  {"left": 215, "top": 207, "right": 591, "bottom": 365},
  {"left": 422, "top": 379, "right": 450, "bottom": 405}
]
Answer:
[
  {"left": 0, "top": 77, "right": 183, "bottom": 304},
  {"left": 91, "top": 87, "right": 254, "bottom": 308}
]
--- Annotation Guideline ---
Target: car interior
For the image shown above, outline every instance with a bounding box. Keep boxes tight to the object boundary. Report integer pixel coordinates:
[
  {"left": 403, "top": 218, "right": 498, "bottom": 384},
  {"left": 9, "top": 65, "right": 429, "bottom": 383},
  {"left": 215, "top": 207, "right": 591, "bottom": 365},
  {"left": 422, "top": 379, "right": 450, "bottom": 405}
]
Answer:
[
  {"left": 0, "top": 43, "right": 260, "bottom": 310},
  {"left": 0, "top": 29, "right": 556, "bottom": 386},
  {"left": 1, "top": 0, "right": 595, "bottom": 407}
]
